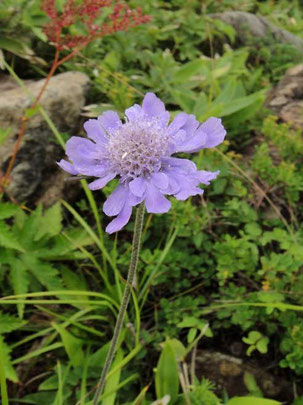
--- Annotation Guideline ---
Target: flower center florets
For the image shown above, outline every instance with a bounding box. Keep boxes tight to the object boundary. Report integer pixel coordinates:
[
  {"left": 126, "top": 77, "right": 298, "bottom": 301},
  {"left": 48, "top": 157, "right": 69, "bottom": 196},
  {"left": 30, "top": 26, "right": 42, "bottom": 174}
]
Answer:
[{"left": 107, "top": 119, "right": 170, "bottom": 179}]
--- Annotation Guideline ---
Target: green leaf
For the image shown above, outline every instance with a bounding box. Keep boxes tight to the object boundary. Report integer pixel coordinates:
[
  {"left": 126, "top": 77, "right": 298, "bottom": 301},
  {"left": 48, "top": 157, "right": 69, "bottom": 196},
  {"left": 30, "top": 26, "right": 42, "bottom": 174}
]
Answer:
[
  {"left": 25, "top": 105, "right": 40, "bottom": 119},
  {"left": 14, "top": 209, "right": 26, "bottom": 230},
  {"left": 0, "top": 203, "right": 19, "bottom": 220},
  {"left": 219, "top": 91, "right": 265, "bottom": 117},
  {"left": 0, "top": 222, "right": 25, "bottom": 252},
  {"left": 243, "top": 331, "right": 262, "bottom": 344},
  {"left": 173, "top": 59, "right": 207, "bottom": 83},
  {"left": 228, "top": 397, "right": 281, "bottom": 405},
  {"left": 256, "top": 337, "right": 269, "bottom": 354},
  {"left": 10, "top": 258, "right": 30, "bottom": 319},
  {"left": 62, "top": 267, "right": 88, "bottom": 292},
  {"left": 23, "top": 255, "right": 62, "bottom": 291},
  {"left": 52, "top": 323, "right": 84, "bottom": 367},
  {"left": 0, "top": 36, "right": 27, "bottom": 55},
  {"left": 178, "top": 316, "right": 200, "bottom": 328},
  {"left": 188, "top": 328, "right": 197, "bottom": 344},
  {"left": 0, "top": 36, "right": 38, "bottom": 63},
  {"left": 0, "top": 128, "right": 11, "bottom": 146},
  {"left": 102, "top": 349, "right": 124, "bottom": 405},
  {"left": 224, "top": 91, "right": 266, "bottom": 125},
  {"left": 34, "top": 202, "right": 62, "bottom": 241},
  {"left": 0, "top": 312, "right": 27, "bottom": 334},
  {"left": 17, "top": 206, "right": 42, "bottom": 248},
  {"left": 257, "top": 291, "right": 284, "bottom": 303},
  {"left": 88, "top": 342, "right": 110, "bottom": 368},
  {"left": 61, "top": 267, "right": 89, "bottom": 308},
  {"left": 246, "top": 346, "right": 255, "bottom": 356},
  {"left": 39, "top": 364, "right": 75, "bottom": 391},
  {"left": 167, "top": 339, "right": 186, "bottom": 362},
  {"left": 0, "top": 336, "right": 18, "bottom": 382},
  {"left": 243, "top": 372, "right": 263, "bottom": 397},
  {"left": 40, "top": 228, "right": 94, "bottom": 259},
  {"left": 169, "top": 88, "right": 196, "bottom": 112},
  {"left": 155, "top": 339, "right": 179, "bottom": 402}
]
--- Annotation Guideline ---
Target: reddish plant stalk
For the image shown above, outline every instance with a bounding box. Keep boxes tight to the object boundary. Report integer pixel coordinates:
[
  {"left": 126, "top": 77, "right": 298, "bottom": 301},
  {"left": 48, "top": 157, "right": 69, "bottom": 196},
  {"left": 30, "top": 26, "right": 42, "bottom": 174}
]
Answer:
[
  {"left": 0, "top": 0, "right": 150, "bottom": 194},
  {"left": 1, "top": 49, "right": 60, "bottom": 190}
]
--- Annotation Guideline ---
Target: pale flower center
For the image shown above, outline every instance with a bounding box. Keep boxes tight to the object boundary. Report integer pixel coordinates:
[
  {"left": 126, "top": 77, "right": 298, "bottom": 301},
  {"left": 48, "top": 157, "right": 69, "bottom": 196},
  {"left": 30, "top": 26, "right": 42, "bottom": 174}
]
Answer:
[{"left": 107, "top": 119, "right": 170, "bottom": 179}]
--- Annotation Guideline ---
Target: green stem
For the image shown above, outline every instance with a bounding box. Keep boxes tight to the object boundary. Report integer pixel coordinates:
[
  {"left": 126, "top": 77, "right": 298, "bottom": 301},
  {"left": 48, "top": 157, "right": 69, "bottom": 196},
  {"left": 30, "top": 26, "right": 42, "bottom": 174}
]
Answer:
[
  {"left": 92, "top": 203, "right": 145, "bottom": 404},
  {"left": 0, "top": 338, "right": 9, "bottom": 405}
]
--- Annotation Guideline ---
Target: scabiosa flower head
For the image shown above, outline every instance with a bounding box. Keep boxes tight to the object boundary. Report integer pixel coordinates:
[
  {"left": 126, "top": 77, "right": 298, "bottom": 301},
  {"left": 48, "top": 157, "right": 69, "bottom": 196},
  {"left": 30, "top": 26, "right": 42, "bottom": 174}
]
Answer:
[{"left": 58, "top": 93, "right": 226, "bottom": 233}]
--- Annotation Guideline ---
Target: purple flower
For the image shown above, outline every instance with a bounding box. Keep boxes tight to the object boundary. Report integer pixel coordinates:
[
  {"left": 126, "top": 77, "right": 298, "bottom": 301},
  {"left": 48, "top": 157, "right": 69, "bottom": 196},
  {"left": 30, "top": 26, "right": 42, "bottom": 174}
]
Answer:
[{"left": 58, "top": 93, "right": 226, "bottom": 233}]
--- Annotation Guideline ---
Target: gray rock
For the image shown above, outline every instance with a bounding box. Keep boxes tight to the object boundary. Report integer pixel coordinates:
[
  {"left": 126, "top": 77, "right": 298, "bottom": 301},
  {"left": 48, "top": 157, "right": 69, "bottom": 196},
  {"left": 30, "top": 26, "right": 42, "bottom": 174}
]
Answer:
[
  {"left": 195, "top": 350, "right": 294, "bottom": 400},
  {"left": 266, "top": 64, "right": 303, "bottom": 128},
  {"left": 210, "top": 11, "right": 303, "bottom": 52},
  {"left": 0, "top": 71, "right": 90, "bottom": 203}
]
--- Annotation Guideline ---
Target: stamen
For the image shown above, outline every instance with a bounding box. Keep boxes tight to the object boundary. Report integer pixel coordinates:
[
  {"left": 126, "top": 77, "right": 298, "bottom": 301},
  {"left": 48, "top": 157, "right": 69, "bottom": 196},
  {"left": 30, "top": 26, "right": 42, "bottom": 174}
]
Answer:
[{"left": 107, "top": 119, "right": 170, "bottom": 179}]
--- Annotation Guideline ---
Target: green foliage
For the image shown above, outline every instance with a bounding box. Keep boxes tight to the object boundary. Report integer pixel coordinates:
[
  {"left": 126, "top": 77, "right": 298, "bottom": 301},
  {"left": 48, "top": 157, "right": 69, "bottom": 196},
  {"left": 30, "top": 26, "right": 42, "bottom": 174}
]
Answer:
[
  {"left": 2, "top": 0, "right": 303, "bottom": 403},
  {"left": 0, "top": 0, "right": 46, "bottom": 63},
  {"left": 0, "top": 202, "right": 93, "bottom": 318},
  {"left": 243, "top": 372, "right": 263, "bottom": 398},
  {"left": 243, "top": 331, "right": 269, "bottom": 356},
  {"left": 155, "top": 339, "right": 180, "bottom": 403},
  {"left": 186, "top": 379, "right": 221, "bottom": 405},
  {"left": 227, "top": 398, "right": 281, "bottom": 405}
]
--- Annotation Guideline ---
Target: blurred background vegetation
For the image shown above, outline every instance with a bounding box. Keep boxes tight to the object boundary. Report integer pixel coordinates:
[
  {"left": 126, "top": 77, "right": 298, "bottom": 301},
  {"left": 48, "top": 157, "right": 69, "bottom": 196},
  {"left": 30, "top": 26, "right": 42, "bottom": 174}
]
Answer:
[{"left": 1, "top": 0, "right": 303, "bottom": 404}]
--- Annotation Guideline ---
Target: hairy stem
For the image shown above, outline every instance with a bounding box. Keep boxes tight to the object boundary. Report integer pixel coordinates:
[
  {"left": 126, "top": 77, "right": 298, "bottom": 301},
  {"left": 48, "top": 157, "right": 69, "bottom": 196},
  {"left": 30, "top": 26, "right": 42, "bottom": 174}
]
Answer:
[{"left": 92, "top": 203, "right": 145, "bottom": 404}]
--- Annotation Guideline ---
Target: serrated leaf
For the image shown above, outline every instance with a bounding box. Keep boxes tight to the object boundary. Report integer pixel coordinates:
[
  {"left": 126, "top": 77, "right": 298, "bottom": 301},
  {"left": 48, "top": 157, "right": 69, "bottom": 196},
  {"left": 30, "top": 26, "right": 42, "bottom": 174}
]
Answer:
[
  {"left": 39, "top": 228, "right": 94, "bottom": 259},
  {"left": 14, "top": 209, "right": 26, "bottom": 230},
  {"left": 10, "top": 258, "right": 30, "bottom": 318},
  {"left": 17, "top": 206, "right": 42, "bottom": 248},
  {"left": 24, "top": 257, "right": 62, "bottom": 291},
  {"left": 0, "top": 336, "right": 18, "bottom": 382},
  {"left": 0, "top": 203, "right": 19, "bottom": 220},
  {"left": 61, "top": 267, "right": 88, "bottom": 292},
  {"left": 0, "top": 222, "right": 25, "bottom": 252},
  {"left": 52, "top": 323, "right": 84, "bottom": 367},
  {"left": 61, "top": 267, "right": 89, "bottom": 308},
  {"left": 0, "top": 312, "right": 27, "bottom": 334},
  {"left": 35, "top": 202, "right": 62, "bottom": 241}
]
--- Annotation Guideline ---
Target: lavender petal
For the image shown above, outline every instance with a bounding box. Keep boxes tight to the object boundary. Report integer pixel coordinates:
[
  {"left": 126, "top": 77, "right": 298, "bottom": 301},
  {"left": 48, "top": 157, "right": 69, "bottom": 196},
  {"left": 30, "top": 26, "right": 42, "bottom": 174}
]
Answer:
[
  {"left": 88, "top": 172, "right": 116, "bottom": 190},
  {"left": 98, "top": 111, "right": 122, "bottom": 133},
  {"left": 144, "top": 182, "right": 171, "bottom": 213},
  {"left": 103, "top": 184, "right": 128, "bottom": 216},
  {"left": 200, "top": 117, "right": 226, "bottom": 148},
  {"left": 105, "top": 203, "right": 132, "bottom": 234}
]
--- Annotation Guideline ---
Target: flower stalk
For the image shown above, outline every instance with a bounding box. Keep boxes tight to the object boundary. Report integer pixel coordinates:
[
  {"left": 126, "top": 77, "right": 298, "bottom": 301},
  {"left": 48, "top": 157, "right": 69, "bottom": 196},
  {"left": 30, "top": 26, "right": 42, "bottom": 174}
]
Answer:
[
  {"left": 0, "top": 0, "right": 150, "bottom": 195},
  {"left": 92, "top": 202, "right": 145, "bottom": 405}
]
